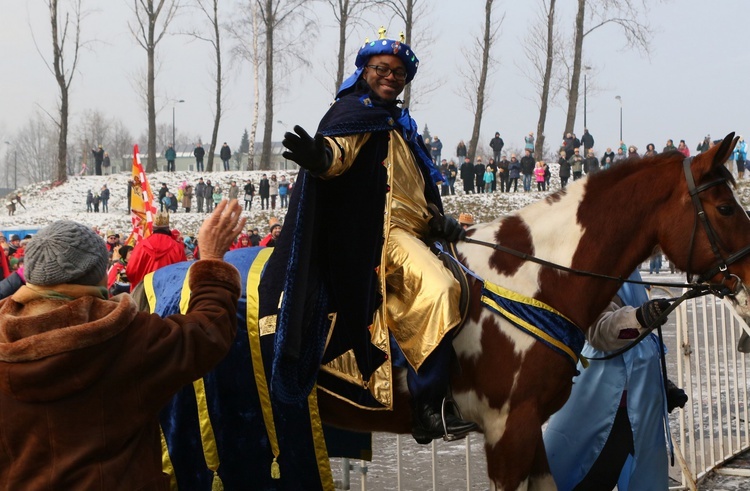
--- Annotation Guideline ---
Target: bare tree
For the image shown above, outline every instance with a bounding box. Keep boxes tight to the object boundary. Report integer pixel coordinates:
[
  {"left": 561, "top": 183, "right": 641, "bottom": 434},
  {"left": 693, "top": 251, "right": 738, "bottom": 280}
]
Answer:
[
  {"left": 520, "top": 0, "right": 562, "bottom": 160},
  {"left": 110, "top": 120, "right": 135, "bottom": 171},
  {"left": 184, "top": 0, "right": 224, "bottom": 171},
  {"left": 77, "top": 109, "right": 112, "bottom": 151},
  {"left": 256, "top": 0, "right": 314, "bottom": 169},
  {"left": 324, "top": 0, "right": 379, "bottom": 93},
  {"left": 460, "top": 0, "right": 502, "bottom": 162},
  {"left": 128, "top": 0, "right": 180, "bottom": 172},
  {"left": 36, "top": 0, "right": 84, "bottom": 184},
  {"left": 14, "top": 112, "right": 59, "bottom": 185},
  {"left": 227, "top": 1, "right": 262, "bottom": 170},
  {"left": 563, "top": 0, "right": 654, "bottom": 136}
]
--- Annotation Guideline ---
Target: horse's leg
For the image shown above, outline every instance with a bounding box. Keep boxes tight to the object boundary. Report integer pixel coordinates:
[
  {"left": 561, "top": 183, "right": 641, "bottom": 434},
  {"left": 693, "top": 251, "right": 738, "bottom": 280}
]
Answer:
[{"left": 484, "top": 404, "right": 556, "bottom": 491}]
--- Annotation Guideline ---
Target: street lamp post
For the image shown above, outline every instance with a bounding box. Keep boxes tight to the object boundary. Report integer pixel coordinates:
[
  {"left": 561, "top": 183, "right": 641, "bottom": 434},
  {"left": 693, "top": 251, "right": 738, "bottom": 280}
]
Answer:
[
  {"left": 615, "top": 95, "right": 623, "bottom": 141},
  {"left": 172, "top": 99, "right": 185, "bottom": 151}
]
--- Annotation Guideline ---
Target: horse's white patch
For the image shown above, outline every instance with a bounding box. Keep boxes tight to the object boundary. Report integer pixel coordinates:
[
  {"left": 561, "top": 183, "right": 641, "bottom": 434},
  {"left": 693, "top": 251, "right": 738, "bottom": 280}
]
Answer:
[
  {"left": 517, "top": 184, "right": 587, "bottom": 282},
  {"left": 458, "top": 182, "right": 587, "bottom": 299}
]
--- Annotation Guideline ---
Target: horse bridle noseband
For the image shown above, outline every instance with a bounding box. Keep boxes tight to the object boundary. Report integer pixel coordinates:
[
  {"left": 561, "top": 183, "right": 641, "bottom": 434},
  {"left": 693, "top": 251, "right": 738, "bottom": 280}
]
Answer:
[{"left": 682, "top": 156, "right": 750, "bottom": 296}]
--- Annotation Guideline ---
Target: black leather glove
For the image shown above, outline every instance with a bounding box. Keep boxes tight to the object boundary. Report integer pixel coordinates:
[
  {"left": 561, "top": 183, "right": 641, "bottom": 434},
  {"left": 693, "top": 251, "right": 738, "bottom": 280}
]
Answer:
[
  {"left": 281, "top": 125, "right": 331, "bottom": 175},
  {"left": 635, "top": 298, "right": 672, "bottom": 330},
  {"left": 666, "top": 379, "right": 688, "bottom": 413},
  {"left": 427, "top": 204, "right": 465, "bottom": 242}
]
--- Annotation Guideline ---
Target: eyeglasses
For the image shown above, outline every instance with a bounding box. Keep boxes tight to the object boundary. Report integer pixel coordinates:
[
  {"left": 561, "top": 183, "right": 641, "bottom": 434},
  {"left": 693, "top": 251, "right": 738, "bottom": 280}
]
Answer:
[{"left": 365, "top": 65, "right": 407, "bottom": 81}]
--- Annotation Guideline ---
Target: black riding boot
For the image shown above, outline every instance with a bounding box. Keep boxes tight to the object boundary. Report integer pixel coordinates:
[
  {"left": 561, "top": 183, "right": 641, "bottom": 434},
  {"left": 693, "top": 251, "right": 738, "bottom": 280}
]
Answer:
[
  {"left": 407, "top": 338, "right": 478, "bottom": 444},
  {"left": 411, "top": 397, "right": 478, "bottom": 445}
]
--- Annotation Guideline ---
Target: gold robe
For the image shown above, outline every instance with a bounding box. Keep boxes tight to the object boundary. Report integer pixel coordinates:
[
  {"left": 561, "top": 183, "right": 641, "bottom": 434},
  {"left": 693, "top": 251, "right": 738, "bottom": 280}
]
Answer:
[{"left": 322, "top": 130, "right": 461, "bottom": 379}]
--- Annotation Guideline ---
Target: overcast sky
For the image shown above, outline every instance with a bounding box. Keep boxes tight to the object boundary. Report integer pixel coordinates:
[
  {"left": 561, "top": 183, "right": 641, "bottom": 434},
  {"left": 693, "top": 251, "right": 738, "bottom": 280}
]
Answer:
[{"left": 1, "top": 0, "right": 748, "bottom": 161}]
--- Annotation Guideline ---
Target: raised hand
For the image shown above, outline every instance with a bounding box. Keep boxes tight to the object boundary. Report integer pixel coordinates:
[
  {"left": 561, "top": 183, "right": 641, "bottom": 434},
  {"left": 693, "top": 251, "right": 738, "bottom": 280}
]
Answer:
[{"left": 281, "top": 125, "right": 331, "bottom": 174}]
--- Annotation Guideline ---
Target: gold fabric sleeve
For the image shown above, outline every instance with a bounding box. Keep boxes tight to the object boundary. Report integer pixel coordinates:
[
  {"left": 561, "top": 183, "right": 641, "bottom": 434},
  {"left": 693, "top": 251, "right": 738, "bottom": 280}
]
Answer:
[{"left": 321, "top": 134, "right": 373, "bottom": 178}]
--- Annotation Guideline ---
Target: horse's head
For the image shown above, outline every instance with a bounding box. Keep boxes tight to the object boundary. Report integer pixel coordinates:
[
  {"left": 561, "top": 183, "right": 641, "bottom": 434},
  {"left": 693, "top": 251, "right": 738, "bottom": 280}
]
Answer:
[{"left": 659, "top": 132, "right": 750, "bottom": 316}]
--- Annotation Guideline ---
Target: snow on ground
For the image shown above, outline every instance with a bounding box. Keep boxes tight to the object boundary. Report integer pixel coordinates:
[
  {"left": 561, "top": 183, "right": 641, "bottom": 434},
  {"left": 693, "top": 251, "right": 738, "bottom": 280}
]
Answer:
[{"left": 0, "top": 170, "right": 542, "bottom": 238}]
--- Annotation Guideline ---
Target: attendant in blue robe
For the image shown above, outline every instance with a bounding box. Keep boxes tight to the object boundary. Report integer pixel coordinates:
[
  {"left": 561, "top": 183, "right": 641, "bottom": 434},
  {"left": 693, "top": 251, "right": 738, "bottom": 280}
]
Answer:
[{"left": 544, "top": 271, "right": 686, "bottom": 491}]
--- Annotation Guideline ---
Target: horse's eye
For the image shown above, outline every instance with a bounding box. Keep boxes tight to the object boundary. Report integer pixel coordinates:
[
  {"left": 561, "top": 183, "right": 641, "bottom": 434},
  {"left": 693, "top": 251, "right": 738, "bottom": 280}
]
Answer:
[{"left": 717, "top": 205, "right": 735, "bottom": 216}]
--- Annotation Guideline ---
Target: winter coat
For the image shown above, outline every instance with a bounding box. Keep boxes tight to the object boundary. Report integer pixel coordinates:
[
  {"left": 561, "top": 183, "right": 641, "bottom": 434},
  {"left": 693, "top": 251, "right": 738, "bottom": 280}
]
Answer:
[
  {"left": 569, "top": 155, "right": 584, "bottom": 174},
  {"left": 534, "top": 166, "right": 545, "bottom": 183},
  {"left": 583, "top": 157, "right": 600, "bottom": 174},
  {"left": 558, "top": 157, "right": 571, "bottom": 179},
  {"left": 220, "top": 145, "right": 232, "bottom": 161},
  {"left": 474, "top": 163, "right": 486, "bottom": 185},
  {"left": 86, "top": 192, "right": 94, "bottom": 205},
  {"left": 204, "top": 183, "right": 214, "bottom": 199},
  {"left": 165, "top": 147, "right": 176, "bottom": 161},
  {"left": 489, "top": 136, "right": 504, "bottom": 153},
  {"left": 243, "top": 182, "right": 255, "bottom": 200},
  {"left": 0, "top": 259, "right": 240, "bottom": 490},
  {"left": 101, "top": 188, "right": 110, "bottom": 201},
  {"left": 581, "top": 131, "right": 595, "bottom": 151},
  {"left": 508, "top": 159, "right": 521, "bottom": 179},
  {"left": 460, "top": 162, "right": 474, "bottom": 182},
  {"left": 227, "top": 184, "right": 240, "bottom": 200},
  {"left": 126, "top": 230, "right": 188, "bottom": 291},
  {"left": 181, "top": 186, "right": 194, "bottom": 208},
  {"left": 269, "top": 179, "right": 279, "bottom": 196},
  {"left": 259, "top": 178, "right": 270, "bottom": 198},
  {"left": 193, "top": 146, "right": 205, "bottom": 160},
  {"left": 520, "top": 156, "right": 535, "bottom": 176},
  {"left": 195, "top": 182, "right": 206, "bottom": 198},
  {"left": 456, "top": 143, "right": 467, "bottom": 158},
  {"left": 278, "top": 179, "right": 290, "bottom": 196}
]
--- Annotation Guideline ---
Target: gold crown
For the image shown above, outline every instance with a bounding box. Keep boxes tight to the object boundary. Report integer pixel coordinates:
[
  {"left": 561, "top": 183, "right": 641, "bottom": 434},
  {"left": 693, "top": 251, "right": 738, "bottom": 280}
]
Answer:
[{"left": 154, "top": 211, "right": 170, "bottom": 228}]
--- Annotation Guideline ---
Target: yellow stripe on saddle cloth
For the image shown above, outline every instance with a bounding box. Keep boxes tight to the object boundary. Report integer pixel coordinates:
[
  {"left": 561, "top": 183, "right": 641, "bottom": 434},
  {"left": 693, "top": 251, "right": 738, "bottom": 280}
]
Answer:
[{"left": 481, "top": 280, "right": 587, "bottom": 368}]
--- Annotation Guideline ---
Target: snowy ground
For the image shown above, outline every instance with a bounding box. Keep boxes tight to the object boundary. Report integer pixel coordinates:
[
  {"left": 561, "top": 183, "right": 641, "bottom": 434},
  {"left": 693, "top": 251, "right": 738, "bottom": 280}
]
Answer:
[
  {"left": 0, "top": 170, "right": 543, "bottom": 239},
  {"left": 3, "top": 170, "right": 749, "bottom": 490}
]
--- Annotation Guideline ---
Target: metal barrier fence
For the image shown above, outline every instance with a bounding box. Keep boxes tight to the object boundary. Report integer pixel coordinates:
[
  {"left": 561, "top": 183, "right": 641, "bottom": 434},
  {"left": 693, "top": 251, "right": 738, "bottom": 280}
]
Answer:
[
  {"left": 670, "top": 291, "right": 750, "bottom": 490},
  {"left": 331, "top": 289, "right": 750, "bottom": 490}
]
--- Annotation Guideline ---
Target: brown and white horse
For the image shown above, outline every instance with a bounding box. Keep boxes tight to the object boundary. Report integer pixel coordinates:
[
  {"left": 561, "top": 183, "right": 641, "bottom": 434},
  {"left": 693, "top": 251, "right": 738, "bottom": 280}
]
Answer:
[{"left": 318, "top": 133, "right": 750, "bottom": 490}]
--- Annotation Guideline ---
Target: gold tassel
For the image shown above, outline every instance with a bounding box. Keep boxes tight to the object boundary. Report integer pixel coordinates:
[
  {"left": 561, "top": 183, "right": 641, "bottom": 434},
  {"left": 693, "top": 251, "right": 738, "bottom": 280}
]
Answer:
[
  {"left": 211, "top": 471, "right": 224, "bottom": 491},
  {"left": 271, "top": 457, "right": 281, "bottom": 479}
]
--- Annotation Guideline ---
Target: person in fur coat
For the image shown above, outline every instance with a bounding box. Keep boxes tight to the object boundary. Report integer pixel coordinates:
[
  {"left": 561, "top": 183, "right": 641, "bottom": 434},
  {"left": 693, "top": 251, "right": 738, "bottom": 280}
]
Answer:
[{"left": 0, "top": 200, "right": 246, "bottom": 490}]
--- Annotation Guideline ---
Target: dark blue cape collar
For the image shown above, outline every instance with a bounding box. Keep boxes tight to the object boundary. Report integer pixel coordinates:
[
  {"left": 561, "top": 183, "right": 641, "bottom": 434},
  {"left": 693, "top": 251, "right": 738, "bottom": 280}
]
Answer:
[{"left": 317, "top": 85, "right": 443, "bottom": 187}]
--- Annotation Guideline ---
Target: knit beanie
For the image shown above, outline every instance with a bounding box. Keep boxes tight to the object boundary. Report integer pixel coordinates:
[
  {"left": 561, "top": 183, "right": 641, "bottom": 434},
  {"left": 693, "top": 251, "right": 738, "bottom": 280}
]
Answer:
[{"left": 25, "top": 220, "right": 109, "bottom": 286}]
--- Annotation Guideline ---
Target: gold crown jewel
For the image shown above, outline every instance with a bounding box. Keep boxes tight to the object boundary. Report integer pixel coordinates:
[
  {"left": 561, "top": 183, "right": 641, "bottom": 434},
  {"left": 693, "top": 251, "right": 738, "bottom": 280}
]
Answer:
[
  {"left": 399, "top": 31, "right": 405, "bottom": 43},
  {"left": 378, "top": 26, "right": 387, "bottom": 40}
]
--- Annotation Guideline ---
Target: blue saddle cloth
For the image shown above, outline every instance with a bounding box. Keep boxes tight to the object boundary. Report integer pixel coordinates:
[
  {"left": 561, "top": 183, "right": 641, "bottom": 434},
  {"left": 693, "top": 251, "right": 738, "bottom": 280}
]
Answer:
[{"left": 144, "top": 248, "right": 370, "bottom": 490}]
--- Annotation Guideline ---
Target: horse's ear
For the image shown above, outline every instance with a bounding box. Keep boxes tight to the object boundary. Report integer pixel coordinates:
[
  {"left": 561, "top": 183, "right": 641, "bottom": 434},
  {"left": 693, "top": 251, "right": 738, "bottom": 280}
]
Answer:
[
  {"left": 711, "top": 132, "right": 738, "bottom": 168},
  {"left": 691, "top": 132, "right": 738, "bottom": 180}
]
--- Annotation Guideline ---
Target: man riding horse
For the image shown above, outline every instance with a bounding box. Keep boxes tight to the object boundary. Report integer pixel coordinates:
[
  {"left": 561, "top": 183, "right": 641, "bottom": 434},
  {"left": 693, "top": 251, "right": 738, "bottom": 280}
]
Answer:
[{"left": 276, "top": 27, "right": 476, "bottom": 443}]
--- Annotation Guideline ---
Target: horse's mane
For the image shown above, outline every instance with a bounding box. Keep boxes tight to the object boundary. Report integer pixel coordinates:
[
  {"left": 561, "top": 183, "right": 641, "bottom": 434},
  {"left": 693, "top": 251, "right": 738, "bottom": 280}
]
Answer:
[{"left": 585, "top": 150, "right": 736, "bottom": 188}]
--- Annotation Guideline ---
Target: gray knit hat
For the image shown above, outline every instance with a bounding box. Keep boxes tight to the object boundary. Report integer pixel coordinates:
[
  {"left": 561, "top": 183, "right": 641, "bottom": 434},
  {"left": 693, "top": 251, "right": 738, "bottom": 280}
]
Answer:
[{"left": 25, "top": 220, "right": 109, "bottom": 286}]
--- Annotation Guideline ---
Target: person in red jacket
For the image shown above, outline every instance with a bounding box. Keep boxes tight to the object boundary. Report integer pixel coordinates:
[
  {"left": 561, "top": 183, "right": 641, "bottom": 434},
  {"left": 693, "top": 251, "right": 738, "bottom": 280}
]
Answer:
[{"left": 126, "top": 212, "right": 188, "bottom": 291}]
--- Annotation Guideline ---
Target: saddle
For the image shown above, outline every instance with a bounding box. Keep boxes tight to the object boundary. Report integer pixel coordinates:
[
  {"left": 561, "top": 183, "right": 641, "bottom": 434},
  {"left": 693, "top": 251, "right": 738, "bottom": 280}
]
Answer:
[{"left": 430, "top": 238, "right": 471, "bottom": 335}]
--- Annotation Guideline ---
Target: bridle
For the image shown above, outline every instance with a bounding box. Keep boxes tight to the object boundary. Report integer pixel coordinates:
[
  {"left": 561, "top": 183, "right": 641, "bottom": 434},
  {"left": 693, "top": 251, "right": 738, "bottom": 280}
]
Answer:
[{"left": 682, "top": 156, "right": 750, "bottom": 296}]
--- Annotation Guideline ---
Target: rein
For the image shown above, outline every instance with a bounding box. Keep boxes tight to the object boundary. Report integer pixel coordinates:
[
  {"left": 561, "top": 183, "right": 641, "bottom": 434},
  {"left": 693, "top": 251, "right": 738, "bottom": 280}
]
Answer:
[{"left": 458, "top": 156, "right": 750, "bottom": 362}]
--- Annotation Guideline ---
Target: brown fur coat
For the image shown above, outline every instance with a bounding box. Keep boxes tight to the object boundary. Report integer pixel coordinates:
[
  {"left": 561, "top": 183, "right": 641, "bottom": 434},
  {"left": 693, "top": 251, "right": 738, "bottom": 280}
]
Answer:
[{"left": 0, "top": 259, "right": 240, "bottom": 490}]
